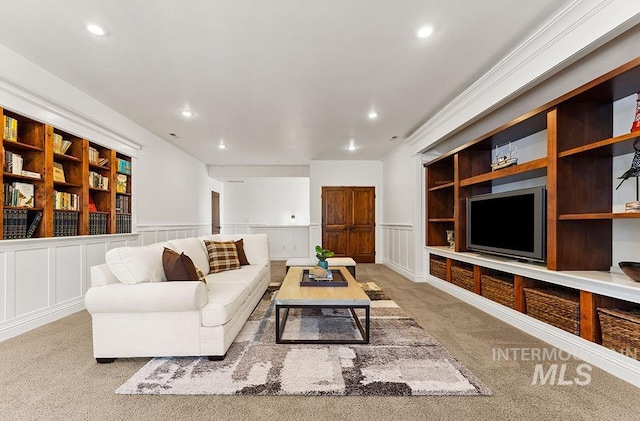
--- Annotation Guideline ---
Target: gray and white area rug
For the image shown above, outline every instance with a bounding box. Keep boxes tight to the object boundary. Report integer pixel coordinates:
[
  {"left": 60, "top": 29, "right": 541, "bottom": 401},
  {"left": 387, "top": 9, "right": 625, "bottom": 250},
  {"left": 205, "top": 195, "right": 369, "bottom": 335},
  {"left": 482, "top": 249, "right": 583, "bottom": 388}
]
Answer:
[{"left": 116, "top": 282, "right": 491, "bottom": 396}]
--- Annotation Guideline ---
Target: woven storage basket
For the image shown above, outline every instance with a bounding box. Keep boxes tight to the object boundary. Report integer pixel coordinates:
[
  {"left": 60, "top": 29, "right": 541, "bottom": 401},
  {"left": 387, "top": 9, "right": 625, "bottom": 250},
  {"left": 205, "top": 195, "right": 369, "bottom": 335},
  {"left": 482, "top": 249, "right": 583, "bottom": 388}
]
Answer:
[
  {"left": 524, "top": 288, "right": 580, "bottom": 335},
  {"left": 597, "top": 308, "right": 640, "bottom": 360},
  {"left": 451, "top": 264, "right": 474, "bottom": 291},
  {"left": 429, "top": 256, "right": 447, "bottom": 280},
  {"left": 481, "top": 273, "right": 514, "bottom": 308}
]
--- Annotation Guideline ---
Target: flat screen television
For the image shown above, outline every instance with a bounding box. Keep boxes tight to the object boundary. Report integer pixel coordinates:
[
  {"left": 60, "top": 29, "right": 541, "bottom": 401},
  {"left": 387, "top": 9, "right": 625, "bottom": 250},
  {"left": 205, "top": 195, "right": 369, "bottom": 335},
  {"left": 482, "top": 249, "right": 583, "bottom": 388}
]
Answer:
[{"left": 466, "top": 186, "right": 546, "bottom": 262}]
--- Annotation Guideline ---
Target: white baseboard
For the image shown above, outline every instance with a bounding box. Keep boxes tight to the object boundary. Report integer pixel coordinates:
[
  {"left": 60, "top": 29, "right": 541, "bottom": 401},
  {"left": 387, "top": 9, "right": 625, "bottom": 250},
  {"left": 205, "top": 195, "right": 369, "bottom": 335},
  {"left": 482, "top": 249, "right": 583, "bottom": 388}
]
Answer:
[
  {"left": 0, "top": 298, "right": 85, "bottom": 342},
  {"left": 425, "top": 275, "right": 640, "bottom": 388},
  {"left": 381, "top": 259, "right": 423, "bottom": 282}
]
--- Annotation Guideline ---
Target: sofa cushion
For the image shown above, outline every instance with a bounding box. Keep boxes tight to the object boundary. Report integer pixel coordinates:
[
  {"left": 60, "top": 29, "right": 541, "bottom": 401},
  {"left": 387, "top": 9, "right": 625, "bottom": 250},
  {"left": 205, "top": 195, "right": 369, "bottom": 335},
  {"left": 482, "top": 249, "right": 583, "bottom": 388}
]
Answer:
[
  {"left": 205, "top": 265, "right": 269, "bottom": 292},
  {"left": 162, "top": 248, "right": 203, "bottom": 282},
  {"left": 105, "top": 242, "right": 170, "bottom": 284},
  {"left": 167, "top": 238, "right": 210, "bottom": 274},
  {"left": 204, "top": 240, "right": 241, "bottom": 274},
  {"left": 235, "top": 239, "right": 250, "bottom": 266},
  {"left": 201, "top": 282, "right": 249, "bottom": 327}
]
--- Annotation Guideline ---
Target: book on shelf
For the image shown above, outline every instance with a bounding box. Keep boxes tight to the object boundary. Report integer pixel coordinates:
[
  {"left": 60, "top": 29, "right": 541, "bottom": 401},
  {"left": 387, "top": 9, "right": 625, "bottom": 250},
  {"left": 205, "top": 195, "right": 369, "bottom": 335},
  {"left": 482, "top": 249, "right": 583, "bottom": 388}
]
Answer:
[
  {"left": 25, "top": 211, "right": 42, "bottom": 238},
  {"left": 88, "top": 195, "right": 97, "bottom": 212},
  {"left": 115, "top": 195, "right": 130, "bottom": 213},
  {"left": 53, "top": 210, "right": 79, "bottom": 237},
  {"left": 52, "top": 133, "right": 72, "bottom": 154},
  {"left": 53, "top": 162, "right": 66, "bottom": 183},
  {"left": 3, "top": 115, "right": 18, "bottom": 141},
  {"left": 2, "top": 209, "right": 28, "bottom": 238},
  {"left": 116, "top": 158, "right": 131, "bottom": 175},
  {"left": 54, "top": 190, "right": 79, "bottom": 211},
  {"left": 12, "top": 182, "right": 34, "bottom": 207},
  {"left": 98, "top": 157, "right": 109, "bottom": 166},
  {"left": 89, "top": 212, "right": 108, "bottom": 235},
  {"left": 89, "top": 171, "right": 108, "bottom": 190},
  {"left": 20, "top": 170, "right": 41, "bottom": 179},
  {"left": 116, "top": 174, "right": 127, "bottom": 193},
  {"left": 4, "top": 151, "right": 24, "bottom": 175}
]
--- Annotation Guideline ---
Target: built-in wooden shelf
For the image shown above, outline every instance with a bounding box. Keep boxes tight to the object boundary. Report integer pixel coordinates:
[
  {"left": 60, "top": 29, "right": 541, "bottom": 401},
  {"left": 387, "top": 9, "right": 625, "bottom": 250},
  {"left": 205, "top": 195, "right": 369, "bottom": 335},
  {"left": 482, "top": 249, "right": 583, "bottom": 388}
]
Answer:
[
  {"left": 459, "top": 157, "right": 547, "bottom": 187},
  {"left": 559, "top": 131, "right": 640, "bottom": 158},
  {"left": 428, "top": 217, "right": 455, "bottom": 222},
  {"left": 559, "top": 212, "right": 640, "bottom": 220},
  {"left": 3, "top": 139, "right": 43, "bottom": 152},
  {"left": 428, "top": 181, "right": 454, "bottom": 191},
  {"left": 3, "top": 172, "right": 43, "bottom": 182},
  {"left": 54, "top": 153, "right": 81, "bottom": 162}
]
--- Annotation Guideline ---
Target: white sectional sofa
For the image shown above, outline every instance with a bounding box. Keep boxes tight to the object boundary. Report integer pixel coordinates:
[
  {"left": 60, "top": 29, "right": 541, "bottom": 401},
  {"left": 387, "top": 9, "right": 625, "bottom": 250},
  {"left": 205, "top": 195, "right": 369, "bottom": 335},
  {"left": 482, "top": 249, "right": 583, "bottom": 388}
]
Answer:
[{"left": 85, "top": 233, "right": 270, "bottom": 363}]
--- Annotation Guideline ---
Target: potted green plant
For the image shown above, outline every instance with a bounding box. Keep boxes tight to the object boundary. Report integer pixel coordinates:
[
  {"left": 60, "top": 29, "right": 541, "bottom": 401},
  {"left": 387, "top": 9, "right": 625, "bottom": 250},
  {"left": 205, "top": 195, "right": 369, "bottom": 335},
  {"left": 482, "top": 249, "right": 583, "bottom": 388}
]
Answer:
[{"left": 315, "top": 245, "right": 334, "bottom": 269}]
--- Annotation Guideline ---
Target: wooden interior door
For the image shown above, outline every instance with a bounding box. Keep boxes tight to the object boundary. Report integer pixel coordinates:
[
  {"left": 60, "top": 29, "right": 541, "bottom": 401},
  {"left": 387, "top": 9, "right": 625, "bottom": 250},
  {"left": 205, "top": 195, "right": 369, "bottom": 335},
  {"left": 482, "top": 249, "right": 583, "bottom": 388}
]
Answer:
[
  {"left": 322, "top": 186, "right": 375, "bottom": 263},
  {"left": 211, "top": 191, "right": 220, "bottom": 234}
]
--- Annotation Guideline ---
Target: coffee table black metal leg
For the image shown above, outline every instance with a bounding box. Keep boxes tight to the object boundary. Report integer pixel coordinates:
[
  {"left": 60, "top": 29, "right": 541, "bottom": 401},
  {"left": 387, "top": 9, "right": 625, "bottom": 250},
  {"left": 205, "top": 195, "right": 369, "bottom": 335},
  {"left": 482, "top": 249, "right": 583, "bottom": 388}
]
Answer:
[{"left": 276, "top": 305, "right": 290, "bottom": 344}]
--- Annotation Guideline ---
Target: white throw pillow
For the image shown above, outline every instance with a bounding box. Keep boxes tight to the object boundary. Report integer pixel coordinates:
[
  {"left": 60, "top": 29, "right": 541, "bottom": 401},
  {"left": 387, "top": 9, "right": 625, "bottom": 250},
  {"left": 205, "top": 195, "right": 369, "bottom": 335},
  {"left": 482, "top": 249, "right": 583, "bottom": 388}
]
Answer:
[
  {"left": 106, "top": 242, "right": 170, "bottom": 284},
  {"left": 167, "top": 237, "right": 210, "bottom": 274}
]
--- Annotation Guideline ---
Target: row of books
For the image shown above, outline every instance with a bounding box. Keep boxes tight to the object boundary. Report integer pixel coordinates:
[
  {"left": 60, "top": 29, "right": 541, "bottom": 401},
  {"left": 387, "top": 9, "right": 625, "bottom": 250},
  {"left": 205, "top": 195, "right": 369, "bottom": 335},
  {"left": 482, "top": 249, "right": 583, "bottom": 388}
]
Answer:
[
  {"left": 53, "top": 190, "right": 79, "bottom": 211},
  {"left": 4, "top": 151, "right": 42, "bottom": 179},
  {"left": 88, "top": 146, "right": 109, "bottom": 166},
  {"left": 89, "top": 171, "right": 109, "bottom": 190},
  {"left": 116, "top": 158, "right": 131, "bottom": 175},
  {"left": 3, "top": 115, "right": 18, "bottom": 141},
  {"left": 115, "top": 195, "right": 131, "bottom": 213},
  {"left": 52, "top": 133, "right": 72, "bottom": 155},
  {"left": 116, "top": 213, "right": 132, "bottom": 234},
  {"left": 3, "top": 182, "right": 35, "bottom": 207},
  {"left": 2, "top": 209, "right": 41, "bottom": 239},
  {"left": 53, "top": 211, "right": 79, "bottom": 237},
  {"left": 89, "top": 212, "right": 109, "bottom": 235}
]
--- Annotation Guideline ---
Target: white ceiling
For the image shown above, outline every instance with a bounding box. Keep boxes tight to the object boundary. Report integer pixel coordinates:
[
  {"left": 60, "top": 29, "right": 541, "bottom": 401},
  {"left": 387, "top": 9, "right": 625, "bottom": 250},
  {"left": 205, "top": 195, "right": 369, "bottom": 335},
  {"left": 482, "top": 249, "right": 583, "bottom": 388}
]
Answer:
[{"left": 0, "top": 0, "right": 567, "bottom": 166}]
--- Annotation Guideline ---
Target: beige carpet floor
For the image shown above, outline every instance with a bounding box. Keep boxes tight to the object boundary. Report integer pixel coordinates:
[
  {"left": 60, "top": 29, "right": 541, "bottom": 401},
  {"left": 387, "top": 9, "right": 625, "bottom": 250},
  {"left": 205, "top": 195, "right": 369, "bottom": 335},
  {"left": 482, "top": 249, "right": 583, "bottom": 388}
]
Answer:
[{"left": 1, "top": 262, "right": 640, "bottom": 420}]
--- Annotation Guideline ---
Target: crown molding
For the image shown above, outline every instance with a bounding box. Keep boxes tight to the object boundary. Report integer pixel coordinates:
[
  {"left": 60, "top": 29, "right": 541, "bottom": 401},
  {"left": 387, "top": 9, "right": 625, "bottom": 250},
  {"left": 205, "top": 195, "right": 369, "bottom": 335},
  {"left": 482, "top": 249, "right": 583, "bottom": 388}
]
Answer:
[
  {"left": 0, "top": 72, "right": 142, "bottom": 157},
  {"left": 407, "top": 0, "right": 640, "bottom": 156}
]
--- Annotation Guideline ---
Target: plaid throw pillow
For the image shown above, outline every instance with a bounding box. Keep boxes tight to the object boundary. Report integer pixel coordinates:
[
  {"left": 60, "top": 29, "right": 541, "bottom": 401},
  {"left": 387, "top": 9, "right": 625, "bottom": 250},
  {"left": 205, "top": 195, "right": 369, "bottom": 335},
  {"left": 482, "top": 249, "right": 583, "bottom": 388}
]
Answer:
[{"left": 204, "top": 240, "right": 241, "bottom": 274}]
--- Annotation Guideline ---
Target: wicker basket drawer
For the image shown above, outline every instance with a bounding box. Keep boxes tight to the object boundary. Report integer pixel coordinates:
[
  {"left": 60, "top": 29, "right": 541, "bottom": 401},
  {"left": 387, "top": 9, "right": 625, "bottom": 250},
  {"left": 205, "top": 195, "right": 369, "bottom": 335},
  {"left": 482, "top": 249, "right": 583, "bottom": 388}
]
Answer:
[
  {"left": 451, "top": 264, "right": 474, "bottom": 291},
  {"left": 429, "top": 256, "right": 447, "bottom": 280},
  {"left": 597, "top": 308, "right": 640, "bottom": 360},
  {"left": 481, "top": 273, "right": 514, "bottom": 308},
  {"left": 524, "top": 288, "right": 580, "bottom": 335}
]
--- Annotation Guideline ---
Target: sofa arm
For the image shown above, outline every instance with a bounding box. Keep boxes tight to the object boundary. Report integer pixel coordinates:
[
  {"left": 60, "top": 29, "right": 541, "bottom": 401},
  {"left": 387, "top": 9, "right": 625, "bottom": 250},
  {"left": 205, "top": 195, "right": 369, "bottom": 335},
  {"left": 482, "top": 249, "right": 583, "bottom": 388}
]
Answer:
[{"left": 85, "top": 281, "right": 208, "bottom": 314}]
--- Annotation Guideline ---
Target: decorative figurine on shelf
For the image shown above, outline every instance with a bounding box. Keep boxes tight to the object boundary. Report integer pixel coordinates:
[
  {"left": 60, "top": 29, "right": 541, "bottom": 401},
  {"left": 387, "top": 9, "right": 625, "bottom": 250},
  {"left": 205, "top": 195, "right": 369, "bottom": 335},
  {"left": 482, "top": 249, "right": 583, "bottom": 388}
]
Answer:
[
  {"left": 631, "top": 92, "right": 640, "bottom": 133},
  {"left": 490, "top": 142, "right": 518, "bottom": 171},
  {"left": 446, "top": 230, "right": 455, "bottom": 249},
  {"left": 615, "top": 139, "right": 640, "bottom": 213},
  {"left": 315, "top": 245, "right": 334, "bottom": 269}
]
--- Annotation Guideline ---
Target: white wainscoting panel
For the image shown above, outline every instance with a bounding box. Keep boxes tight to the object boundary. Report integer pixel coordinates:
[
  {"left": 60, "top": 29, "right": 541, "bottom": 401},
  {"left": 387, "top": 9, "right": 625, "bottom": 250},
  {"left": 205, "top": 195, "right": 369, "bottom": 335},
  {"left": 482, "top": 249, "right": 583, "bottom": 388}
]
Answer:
[
  {"left": 0, "top": 233, "right": 139, "bottom": 342},
  {"left": 15, "top": 248, "right": 49, "bottom": 316},
  {"left": 248, "top": 225, "right": 310, "bottom": 260},
  {"left": 55, "top": 245, "right": 84, "bottom": 304},
  {"left": 137, "top": 225, "right": 210, "bottom": 245},
  {"left": 381, "top": 224, "right": 416, "bottom": 280}
]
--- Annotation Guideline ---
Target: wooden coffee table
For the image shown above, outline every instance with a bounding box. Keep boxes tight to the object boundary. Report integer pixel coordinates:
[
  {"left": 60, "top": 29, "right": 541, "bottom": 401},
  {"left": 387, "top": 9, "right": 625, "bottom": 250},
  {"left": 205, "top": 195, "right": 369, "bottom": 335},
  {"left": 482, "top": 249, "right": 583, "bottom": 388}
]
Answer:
[{"left": 275, "top": 266, "right": 370, "bottom": 344}]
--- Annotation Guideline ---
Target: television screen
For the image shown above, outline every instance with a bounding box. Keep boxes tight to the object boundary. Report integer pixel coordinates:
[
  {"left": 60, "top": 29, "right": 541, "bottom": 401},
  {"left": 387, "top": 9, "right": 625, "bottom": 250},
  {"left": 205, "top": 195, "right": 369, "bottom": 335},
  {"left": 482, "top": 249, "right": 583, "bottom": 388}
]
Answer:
[{"left": 467, "top": 186, "right": 546, "bottom": 262}]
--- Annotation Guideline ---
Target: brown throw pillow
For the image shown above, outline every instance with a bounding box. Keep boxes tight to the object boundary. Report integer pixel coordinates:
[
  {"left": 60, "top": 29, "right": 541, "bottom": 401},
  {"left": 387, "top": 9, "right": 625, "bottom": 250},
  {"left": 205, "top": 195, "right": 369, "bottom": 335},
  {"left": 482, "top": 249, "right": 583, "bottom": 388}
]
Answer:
[
  {"left": 204, "top": 240, "right": 241, "bottom": 274},
  {"left": 162, "top": 247, "right": 201, "bottom": 281},
  {"left": 235, "top": 239, "right": 250, "bottom": 266}
]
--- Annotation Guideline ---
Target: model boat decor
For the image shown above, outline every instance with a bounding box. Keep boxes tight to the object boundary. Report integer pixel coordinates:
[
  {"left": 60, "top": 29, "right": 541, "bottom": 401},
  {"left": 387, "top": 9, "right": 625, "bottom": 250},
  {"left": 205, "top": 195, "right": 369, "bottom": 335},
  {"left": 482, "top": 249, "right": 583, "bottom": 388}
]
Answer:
[{"left": 491, "top": 142, "right": 518, "bottom": 171}]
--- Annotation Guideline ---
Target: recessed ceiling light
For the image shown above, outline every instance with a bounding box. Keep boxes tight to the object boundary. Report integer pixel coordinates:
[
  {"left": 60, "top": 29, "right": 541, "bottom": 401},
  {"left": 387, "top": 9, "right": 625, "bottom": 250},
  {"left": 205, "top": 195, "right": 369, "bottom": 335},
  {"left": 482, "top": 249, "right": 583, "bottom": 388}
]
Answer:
[
  {"left": 416, "top": 26, "right": 433, "bottom": 39},
  {"left": 218, "top": 139, "right": 226, "bottom": 149},
  {"left": 87, "top": 24, "right": 109, "bottom": 37},
  {"left": 181, "top": 110, "right": 194, "bottom": 118},
  {"left": 346, "top": 139, "right": 358, "bottom": 151},
  {"left": 368, "top": 111, "right": 378, "bottom": 120}
]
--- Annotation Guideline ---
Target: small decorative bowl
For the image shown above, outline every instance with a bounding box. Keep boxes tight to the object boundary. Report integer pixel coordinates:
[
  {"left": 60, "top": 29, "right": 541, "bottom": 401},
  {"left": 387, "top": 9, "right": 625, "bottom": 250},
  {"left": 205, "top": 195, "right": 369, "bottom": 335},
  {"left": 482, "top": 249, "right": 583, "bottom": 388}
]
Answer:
[{"left": 619, "top": 262, "right": 640, "bottom": 282}]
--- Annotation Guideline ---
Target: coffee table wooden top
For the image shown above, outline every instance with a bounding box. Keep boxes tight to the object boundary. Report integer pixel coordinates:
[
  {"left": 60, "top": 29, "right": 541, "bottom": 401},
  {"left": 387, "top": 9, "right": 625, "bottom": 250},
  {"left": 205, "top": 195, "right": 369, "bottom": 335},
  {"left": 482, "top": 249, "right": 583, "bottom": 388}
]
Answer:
[{"left": 276, "top": 266, "right": 370, "bottom": 306}]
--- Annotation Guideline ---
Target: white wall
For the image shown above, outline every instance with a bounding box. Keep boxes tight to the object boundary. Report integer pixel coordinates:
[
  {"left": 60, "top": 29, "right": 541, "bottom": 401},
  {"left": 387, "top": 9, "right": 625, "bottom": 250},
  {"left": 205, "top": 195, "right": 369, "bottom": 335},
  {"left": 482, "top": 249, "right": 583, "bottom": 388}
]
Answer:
[
  {"left": 222, "top": 177, "right": 310, "bottom": 227},
  {"left": 381, "top": 143, "right": 424, "bottom": 279},
  {"left": 309, "top": 160, "right": 383, "bottom": 262}
]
